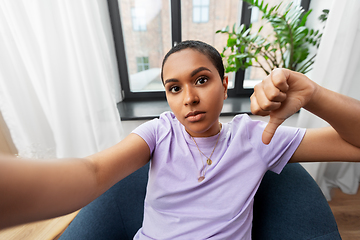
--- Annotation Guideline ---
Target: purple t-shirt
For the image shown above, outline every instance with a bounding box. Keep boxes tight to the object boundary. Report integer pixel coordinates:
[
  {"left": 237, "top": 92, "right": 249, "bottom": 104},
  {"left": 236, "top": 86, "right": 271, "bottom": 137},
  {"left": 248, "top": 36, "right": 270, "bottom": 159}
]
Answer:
[{"left": 133, "top": 112, "right": 305, "bottom": 240}]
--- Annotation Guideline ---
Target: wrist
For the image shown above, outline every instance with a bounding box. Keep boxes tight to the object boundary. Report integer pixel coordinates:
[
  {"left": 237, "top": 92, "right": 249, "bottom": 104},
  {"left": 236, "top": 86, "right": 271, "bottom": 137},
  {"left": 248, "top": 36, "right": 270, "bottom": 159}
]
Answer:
[{"left": 303, "top": 81, "right": 324, "bottom": 113}]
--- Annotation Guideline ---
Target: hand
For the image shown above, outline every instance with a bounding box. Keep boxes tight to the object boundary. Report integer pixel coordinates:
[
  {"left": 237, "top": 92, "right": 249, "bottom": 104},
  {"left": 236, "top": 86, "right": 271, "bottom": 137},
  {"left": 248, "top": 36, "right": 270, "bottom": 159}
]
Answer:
[{"left": 250, "top": 68, "right": 317, "bottom": 144}]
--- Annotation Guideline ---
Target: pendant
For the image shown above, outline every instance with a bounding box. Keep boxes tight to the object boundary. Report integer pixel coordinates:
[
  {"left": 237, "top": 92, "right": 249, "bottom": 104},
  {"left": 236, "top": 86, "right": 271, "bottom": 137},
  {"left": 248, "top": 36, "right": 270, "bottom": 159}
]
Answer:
[
  {"left": 198, "top": 176, "right": 205, "bottom": 182},
  {"left": 207, "top": 158, "right": 212, "bottom": 165}
]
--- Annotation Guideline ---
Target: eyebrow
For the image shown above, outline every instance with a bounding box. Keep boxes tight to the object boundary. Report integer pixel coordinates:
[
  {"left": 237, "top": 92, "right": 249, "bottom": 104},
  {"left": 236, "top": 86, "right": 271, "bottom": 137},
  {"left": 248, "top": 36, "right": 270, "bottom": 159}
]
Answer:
[
  {"left": 164, "top": 67, "right": 212, "bottom": 85},
  {"left": 191, "top": 67, "right": 212, "bottom": 77},
  {"left": 164, "top": 78, "right": 179, "bottom": 85}
]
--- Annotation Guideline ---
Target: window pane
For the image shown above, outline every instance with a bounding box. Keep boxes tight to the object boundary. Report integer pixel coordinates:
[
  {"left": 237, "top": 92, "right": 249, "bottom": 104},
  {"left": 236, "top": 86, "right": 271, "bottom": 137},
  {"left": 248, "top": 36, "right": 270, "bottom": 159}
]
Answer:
[
  {"left": 182, "top": 0, "right": 242, "bottom": 89},
  {"left": 119, "top": 0, "right": 172, "bottom": 92},
  {"left": 193, "top": 0, "right": 201, "bottom": 6},
  {"left": 131, "top": 8, "right": 147, "bottom": 31},
  {"left": 193, "top": 7, "right": 201, "bottom": 23},
  {"left": 201, "top": 7, "right": 209, "bottom": 22},
  {"left": 243, "top": 0, "right": 299, "bottom": 89},
  {"left": 202, "top": 0, "right": 210, "bottom": 5}
]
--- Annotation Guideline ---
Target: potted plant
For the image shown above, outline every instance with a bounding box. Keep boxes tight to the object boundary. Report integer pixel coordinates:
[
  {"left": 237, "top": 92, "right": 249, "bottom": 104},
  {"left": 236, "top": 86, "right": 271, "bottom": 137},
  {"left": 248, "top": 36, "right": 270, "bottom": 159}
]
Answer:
[{"left": 216, "top": 0, "right": 327, "bottom": 75}]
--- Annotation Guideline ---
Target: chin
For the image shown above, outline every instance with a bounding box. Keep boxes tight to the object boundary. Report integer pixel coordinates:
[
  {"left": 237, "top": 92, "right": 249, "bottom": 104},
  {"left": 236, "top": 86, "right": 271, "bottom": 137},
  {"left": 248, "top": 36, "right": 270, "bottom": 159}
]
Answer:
[{"left": 186, "top": 124, "right": 213, "bottom": 137}]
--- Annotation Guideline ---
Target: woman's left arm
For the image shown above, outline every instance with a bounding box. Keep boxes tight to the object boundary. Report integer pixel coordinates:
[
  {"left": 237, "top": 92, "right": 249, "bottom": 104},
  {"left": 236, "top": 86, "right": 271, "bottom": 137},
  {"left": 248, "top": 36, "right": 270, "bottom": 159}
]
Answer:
[{"left": 250, "top": 68, "right": 360, "bottom": 162}]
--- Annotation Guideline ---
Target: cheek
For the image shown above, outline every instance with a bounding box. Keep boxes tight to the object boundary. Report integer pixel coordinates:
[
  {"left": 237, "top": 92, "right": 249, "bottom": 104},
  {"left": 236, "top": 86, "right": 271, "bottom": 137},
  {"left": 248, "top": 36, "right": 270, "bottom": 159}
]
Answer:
[
  {"left": 166, "top": 95, "right": 181, "bottom": 112},
  {"left": 207, "top": 88, "right": 225, "bottom": 112},
  {"left": 207, "top": 86, "right": 224, "bottom": 101}
]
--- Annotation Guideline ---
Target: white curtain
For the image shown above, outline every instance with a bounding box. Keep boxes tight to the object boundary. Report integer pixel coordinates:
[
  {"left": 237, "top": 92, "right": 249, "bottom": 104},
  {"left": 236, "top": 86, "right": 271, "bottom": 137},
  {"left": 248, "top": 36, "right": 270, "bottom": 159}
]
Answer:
[
  {"left": 298, "top": 0, "right": 360, "bottom": 200},
  {"left": 0, "top": 0, "right": 123, "bottom": 159}
]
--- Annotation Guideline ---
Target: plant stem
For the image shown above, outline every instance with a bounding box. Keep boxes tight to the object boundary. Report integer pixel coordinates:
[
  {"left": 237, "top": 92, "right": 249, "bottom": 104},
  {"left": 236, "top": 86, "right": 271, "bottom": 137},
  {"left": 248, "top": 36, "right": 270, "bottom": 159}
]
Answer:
[
  {"left": 259, "top": 52, "right": 275, "bottom": 71},
  {"left": 276, "top": 34, "right": 286, "bottom": 68},
  {"left": 297, "top": 54, "right": 316, "bottom": 73},
  {"left": 254, "top": 59, "right": 270, "bottom": 75}
]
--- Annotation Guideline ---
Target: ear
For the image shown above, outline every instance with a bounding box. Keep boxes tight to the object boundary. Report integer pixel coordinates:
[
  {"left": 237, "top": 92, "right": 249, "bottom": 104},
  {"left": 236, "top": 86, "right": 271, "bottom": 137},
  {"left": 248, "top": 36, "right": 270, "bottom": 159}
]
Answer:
[{"left": 223, "top": 76, "right": 228, "bottom": 100}]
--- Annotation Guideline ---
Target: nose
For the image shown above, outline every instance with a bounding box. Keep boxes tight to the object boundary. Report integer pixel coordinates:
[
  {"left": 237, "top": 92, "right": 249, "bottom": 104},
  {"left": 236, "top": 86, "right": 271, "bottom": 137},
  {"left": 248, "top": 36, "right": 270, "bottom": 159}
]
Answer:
[{"left": 183, "top": 86, "right": 199, "bottom": 106}]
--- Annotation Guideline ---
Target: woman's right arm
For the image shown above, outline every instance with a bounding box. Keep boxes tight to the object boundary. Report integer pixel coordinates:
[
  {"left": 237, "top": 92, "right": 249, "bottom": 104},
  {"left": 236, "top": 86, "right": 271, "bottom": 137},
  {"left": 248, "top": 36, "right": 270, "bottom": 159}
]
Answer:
[{"left": 0, "top": 133, "right": 150, "bottom": 229}]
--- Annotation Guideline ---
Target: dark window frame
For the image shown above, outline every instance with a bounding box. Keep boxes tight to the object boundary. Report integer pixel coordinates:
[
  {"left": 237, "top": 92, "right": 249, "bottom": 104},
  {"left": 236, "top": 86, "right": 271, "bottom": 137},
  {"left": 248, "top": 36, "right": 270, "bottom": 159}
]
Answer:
[{"left": 107, "top": 0, "right": 310, "bottom": 101}]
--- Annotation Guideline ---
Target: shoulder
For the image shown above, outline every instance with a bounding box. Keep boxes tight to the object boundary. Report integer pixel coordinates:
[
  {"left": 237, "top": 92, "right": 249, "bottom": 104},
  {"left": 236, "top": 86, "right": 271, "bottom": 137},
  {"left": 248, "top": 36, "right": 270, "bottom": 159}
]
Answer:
[
  {"left": 133, "top": 112, "right": 178, "bottom": 131},
  {"left": 226, "top": 114, "right": 267, "bottom": 138},
  {"left": 228, "top": 114, "right": 263, "bottom": 127},
  {"left": 132, "top": 111, "right": 181, "bottom": 143},
  {"left": 156, "top": 111, "right": 181, "bottom": 133},
  {"left": 225, "top": 114, "right": 303, "bottom": 144}
]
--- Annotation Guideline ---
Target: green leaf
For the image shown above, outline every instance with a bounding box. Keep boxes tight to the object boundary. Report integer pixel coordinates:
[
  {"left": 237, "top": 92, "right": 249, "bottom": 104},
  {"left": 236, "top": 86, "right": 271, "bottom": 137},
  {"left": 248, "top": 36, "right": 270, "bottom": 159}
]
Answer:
[
  {"left": 264, "top": 43, "right": 271, "bottom": 51},
  {"left": 241, "top": 45, "right": 246, "bottom": 53},
  {"left": 264, "top": 3, "right": 268, "bottom": 12},
  {"left": 227, "top": 37, "right": 237, "bottom": 47},
  {"left": 299, "top": 9, "right": 312, "bottom": 27},
  {"left": 275, "top": 2, "right": 282, "bottom": 11},
  {"left": 258, "top": 25, "right": 264, "bottom": 33},
  {"left": 237, "top": 24, "right": 245, "bottom": 34},
  {"left": 242, "top": 28, "right": 251, "bottom": 37},
  {"left": 235, "top": 53, "right": 250, "bottom": 59}
]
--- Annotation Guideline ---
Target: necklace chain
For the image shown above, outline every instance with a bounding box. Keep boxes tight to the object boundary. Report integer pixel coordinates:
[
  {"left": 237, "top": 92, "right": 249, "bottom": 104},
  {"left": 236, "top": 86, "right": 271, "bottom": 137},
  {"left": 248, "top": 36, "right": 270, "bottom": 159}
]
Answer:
[{"left": 190, "top": 123, "right": 222, "bottom": 182}]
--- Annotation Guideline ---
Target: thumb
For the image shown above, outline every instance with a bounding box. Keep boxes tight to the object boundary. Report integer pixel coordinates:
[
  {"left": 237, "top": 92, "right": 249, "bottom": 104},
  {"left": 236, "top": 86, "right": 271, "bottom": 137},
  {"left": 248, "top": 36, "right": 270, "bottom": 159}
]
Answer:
[{"left": 262, "top": 116, "right": 285, "bottom": 145}]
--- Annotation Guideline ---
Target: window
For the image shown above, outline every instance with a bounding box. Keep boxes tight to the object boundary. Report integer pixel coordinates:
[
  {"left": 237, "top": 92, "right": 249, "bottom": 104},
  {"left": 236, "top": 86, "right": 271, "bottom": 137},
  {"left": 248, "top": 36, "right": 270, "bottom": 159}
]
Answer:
[
  {"left": 136, "top": 57, "right": 150, "bottom": 72},
  {"left": 243, "top": 0, "right": 306, "bottom": 89},
  {"left": 107, "top": 0, "right": 310, "bottom": 101},
  {"left": 131, "top": 8, "right": 147, "bottom": 31},
  {"left": 193, "top": 0, "right": 209, "bottom": 23},
  {"left": 182, "top": 0, "right": 243, "bottom": 90}
]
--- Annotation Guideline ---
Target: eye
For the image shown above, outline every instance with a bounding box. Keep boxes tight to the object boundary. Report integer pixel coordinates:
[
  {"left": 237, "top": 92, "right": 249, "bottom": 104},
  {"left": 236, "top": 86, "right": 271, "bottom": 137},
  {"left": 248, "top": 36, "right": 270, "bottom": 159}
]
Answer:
[
  {"left": 169, "top": 85, "right": 181, "bottom": 93},
  {"left": 195, "top": 76, "right": 208, "bottom": 85}
]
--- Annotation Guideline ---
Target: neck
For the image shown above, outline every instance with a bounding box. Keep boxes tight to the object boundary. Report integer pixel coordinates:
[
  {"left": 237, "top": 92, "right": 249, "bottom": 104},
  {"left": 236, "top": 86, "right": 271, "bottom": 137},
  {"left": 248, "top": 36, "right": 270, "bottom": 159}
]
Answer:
[{"left": 186, "top": 122, "right": 222, "bottom": 138}]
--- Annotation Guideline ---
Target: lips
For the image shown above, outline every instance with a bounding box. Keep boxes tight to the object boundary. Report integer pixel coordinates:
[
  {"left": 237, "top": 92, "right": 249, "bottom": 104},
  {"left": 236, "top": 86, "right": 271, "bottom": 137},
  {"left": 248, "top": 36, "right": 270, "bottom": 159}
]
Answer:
[
  {"left": 185, "top": 111, "right": 206, "bottom": 122},
  {"left": 185, "top": 111, "right": 205, "bottom": 118}
]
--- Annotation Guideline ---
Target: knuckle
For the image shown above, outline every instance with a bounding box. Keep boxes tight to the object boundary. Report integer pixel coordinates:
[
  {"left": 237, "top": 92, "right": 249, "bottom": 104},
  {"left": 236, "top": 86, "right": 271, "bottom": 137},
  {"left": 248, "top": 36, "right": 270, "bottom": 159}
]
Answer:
[
  {"left": 268, "top": 89, "right": 280, "bottom": 100},
  {"left": 253, "top": 83, "right": 261, "bottom": 92},
  {"left": 261, "top": 101, "right": 273, "bottom": 111}
]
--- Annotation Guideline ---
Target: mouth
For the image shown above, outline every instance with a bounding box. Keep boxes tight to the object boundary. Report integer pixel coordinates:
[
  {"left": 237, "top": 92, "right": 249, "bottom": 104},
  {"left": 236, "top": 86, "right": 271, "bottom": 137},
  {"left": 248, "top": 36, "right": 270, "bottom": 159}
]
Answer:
[{"left": 185, "top": 111, "right": 206, "bottom": 122}]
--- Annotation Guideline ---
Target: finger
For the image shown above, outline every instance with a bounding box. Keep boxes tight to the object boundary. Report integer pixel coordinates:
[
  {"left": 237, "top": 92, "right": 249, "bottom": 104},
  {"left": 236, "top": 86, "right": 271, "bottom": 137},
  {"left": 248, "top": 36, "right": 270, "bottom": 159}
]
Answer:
[
  {"left": 250, "top": 93, "right": 270, "bottom": 116},
  {"left": 263, "top": 76, "right": 287, "bottom": 102},
  {"left": 262, "top": 115, "right": 286, "bottom": 145},
  {"left": 271, "top": 69, "right": 290, "bottom": 93},
  {"left": 253, "top": 83, "right": 282, "bottom": 112}
]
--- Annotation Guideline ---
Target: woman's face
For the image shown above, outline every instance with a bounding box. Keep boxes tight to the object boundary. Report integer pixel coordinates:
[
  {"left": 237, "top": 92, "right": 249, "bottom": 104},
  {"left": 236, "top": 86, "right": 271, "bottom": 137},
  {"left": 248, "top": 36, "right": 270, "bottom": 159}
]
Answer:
[{"left": 162, "top": 49, "right": 228, "bottom": 137}]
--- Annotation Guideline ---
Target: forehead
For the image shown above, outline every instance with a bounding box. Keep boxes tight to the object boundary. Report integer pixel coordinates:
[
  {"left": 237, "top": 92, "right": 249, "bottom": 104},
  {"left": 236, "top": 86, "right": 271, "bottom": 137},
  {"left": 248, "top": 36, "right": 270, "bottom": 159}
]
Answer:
[{"left": 162, "top": 49, "right": 216, "bottom": 79}]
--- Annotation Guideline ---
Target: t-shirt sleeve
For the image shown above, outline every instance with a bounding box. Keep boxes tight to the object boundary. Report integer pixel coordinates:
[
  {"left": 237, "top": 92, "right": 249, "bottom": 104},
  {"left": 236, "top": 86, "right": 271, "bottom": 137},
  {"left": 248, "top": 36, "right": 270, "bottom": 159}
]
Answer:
[
  {"left": 245, "top": 116, "right": 306, "bottom": 174},
  {"left": 132, "top": 119, "right": 158, "bottom": 155}
]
